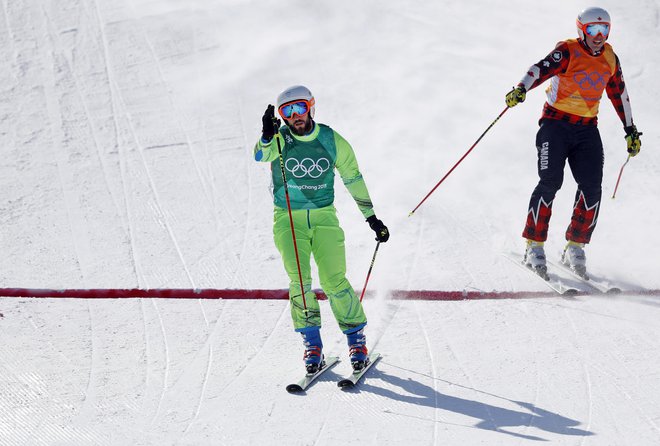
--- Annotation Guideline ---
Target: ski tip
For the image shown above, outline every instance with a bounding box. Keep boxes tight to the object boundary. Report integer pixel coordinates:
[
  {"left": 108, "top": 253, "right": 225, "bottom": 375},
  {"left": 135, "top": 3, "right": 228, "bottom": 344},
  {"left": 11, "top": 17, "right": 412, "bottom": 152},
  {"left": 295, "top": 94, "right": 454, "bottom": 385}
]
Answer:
[
  {"left": 563, "top": 288, "right": 579, "bottom": 296},
  {"left": 337, "top": 379, "right": 354, "bottom": 389},
  {"left": 286, "top": 384, "right": 304, "bottom": 393}
]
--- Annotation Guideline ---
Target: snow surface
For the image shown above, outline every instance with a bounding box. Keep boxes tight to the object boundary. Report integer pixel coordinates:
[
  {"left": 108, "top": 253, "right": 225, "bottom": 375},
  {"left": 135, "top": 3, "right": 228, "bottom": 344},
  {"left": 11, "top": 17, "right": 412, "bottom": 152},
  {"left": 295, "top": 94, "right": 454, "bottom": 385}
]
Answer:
[{"left": 1, "top": 0, "right": 659, "bottom": 444}]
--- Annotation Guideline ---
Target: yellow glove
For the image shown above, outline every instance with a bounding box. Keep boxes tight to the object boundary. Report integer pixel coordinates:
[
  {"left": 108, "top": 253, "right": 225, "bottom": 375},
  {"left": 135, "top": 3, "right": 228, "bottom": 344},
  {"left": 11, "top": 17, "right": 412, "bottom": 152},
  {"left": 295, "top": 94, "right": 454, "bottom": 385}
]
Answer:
[
  {"left": 624, "top": 125, "right": 642, "bottom": 157},
  {"left": 505, "top": 86, "right": 526, "bottom": 108}
]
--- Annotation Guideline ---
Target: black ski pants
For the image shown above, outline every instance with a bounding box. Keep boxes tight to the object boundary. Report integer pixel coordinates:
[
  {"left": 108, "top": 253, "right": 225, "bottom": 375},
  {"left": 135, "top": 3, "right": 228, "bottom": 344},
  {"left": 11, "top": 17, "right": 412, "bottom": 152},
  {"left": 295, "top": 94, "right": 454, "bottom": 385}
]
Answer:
[{"left": 522, "top": 119, "right": 603, "bottom": 243}]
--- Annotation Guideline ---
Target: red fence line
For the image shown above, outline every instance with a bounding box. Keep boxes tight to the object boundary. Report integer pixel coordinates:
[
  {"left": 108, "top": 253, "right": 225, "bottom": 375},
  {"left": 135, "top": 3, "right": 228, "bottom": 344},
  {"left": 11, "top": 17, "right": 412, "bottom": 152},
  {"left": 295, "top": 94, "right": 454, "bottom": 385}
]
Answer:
[
  {"left": 1, "top": 288, "right": 659, "bottom": 300},
  {"left": 0, "top": 288, "right": 289, "bottom": 299}
]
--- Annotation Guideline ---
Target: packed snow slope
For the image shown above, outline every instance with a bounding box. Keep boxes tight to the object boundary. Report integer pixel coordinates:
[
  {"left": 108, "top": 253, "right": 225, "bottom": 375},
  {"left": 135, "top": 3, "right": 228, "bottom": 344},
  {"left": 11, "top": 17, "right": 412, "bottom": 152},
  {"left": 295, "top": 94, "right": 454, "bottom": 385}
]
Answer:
[{"left": 0, "top": 0, "right": 659, "bottom": 445}]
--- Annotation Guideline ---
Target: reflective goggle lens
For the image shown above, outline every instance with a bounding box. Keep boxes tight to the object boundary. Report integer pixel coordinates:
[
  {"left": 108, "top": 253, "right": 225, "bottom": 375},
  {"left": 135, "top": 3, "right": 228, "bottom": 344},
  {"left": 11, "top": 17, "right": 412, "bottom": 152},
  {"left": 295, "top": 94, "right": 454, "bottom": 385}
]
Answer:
[
  {"left": 279, "top": 101, "right": 309, "bottom": 119},
  {"left": 585, "top": 23, "right": 609, "bottom": 37}
]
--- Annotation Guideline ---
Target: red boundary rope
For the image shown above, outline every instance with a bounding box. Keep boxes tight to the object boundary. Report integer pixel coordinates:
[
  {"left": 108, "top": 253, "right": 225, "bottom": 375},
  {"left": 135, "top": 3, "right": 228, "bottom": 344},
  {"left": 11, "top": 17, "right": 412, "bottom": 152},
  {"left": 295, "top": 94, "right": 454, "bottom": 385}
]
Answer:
[{"left": 1, "top": 288, "right": 658, "bottom": 300}]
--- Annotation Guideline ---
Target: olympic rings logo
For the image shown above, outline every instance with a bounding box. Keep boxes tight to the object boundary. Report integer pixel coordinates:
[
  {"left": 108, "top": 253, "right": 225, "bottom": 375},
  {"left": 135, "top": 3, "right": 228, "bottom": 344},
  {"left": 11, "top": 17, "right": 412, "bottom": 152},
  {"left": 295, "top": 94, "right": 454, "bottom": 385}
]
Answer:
[
  {"left": 285, "top": 157, "right": 331, "bottom": 178},
  {"left": 573, "top": 71, "right": 608, "bottom": 90}
]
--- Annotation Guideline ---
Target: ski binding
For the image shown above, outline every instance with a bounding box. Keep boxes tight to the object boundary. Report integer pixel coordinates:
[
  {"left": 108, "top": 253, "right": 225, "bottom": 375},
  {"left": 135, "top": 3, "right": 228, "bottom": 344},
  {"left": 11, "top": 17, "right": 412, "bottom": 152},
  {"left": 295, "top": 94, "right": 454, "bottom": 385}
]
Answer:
[
  {"left": 338, "top": 352, "right": 381, "bottom": 389},
  {"left": 286, "top": 356, "right": 339, "bottom": 393}
]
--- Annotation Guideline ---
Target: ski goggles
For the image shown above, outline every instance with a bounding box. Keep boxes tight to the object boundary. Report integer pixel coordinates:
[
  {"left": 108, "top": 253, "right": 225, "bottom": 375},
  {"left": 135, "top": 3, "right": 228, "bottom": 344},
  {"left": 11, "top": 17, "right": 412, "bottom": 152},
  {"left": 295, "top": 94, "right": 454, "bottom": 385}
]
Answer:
[
  {"left": 278, "top": 99, "right": 312, "bottom": 119},
  {"left": 582, "top": 22, "right": 610, "bottom": 38}
]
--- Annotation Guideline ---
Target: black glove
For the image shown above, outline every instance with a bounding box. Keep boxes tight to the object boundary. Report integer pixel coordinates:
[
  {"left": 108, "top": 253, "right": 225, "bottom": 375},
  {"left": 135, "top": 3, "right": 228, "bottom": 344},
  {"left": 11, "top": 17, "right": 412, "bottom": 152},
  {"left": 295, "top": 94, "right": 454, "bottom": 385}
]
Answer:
[
  {"left": 366, "top": 215, "right": 389, "bottom": 242},
  {"left": 624, "top": 125, "right": 642, "bottom": 157},
  {"left": 261, "top": 105, "right": 280, "bottom": 142}
]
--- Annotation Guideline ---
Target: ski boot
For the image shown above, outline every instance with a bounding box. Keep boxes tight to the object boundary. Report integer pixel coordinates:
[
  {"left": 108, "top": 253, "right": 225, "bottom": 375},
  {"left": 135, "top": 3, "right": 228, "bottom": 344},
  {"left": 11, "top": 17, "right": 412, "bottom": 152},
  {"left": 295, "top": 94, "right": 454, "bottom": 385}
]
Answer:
[
  {"left": 524, "top": 240, "right": 549, "bottom": 280},
  {"left": 562, "top": 241, "right": 588, "bottom": 279},
  {"left": 301, "top": 328, "right": 324, "bottom": 375},
  {"left": 346, "top": 327, "right": 369, "bottom": 372}
]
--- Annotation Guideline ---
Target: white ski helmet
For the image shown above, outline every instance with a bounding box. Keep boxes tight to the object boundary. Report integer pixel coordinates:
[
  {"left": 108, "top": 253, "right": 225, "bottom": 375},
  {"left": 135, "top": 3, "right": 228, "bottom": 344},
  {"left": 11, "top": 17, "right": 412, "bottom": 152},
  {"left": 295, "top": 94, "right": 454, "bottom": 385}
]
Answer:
[
  {"left": 577, "top": 6, "right": 611, "bottom": 40},
  {"left": 276, "top": 85, "right": 315, "bottom": 119}
]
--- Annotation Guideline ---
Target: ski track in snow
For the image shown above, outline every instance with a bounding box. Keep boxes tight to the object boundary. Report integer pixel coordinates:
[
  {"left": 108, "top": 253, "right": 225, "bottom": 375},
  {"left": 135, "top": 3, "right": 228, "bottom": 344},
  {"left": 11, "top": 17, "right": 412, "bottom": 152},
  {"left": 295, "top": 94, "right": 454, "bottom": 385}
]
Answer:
[
  {"left": 216, "top": 302, "right": 289, "bottom": 398},
  {"left": 440, "top": 207, "right": 481, "bottom": 292},
  {"left": 115, "top": 105, "right": 145, "bottom": 287},
  {"left": 113, "top": 76, "right": 149, "bottom": 288},
  {"left": 179, "top": 341, "right": 212, "bottom": 439},
  {"left": 47, "top": 0, "right": 126, "bottom": 225},
  {"left": 140, "top": 298, "right": 153, "bottom": 423},
  {"left": 415, "top": 301, "right": 443, "bottom": 444},
  {"left": 115, "top": 84, "right": 196, "bottom": 288},
  {"left": 11, "top": 303, "right": 104, "bottom": 445},
  {"left": 168, "top": 299, "right": 222, "bottom": 441},
  {"left": 77, "top": 300, "right": 98, "bottom": 428},
  {"left": 92, "top": 0, "right": 143, "bottom": 286},
  {"left": 186, "top": 11, "right": 225, "bottom": 236},
  {"left": 592, "top": 360, "right": 660, "bottom": 437},
  {"left": 1, "top": 0, "right": 17, "bottom": 73},
  {"left": 448, "top": 305, "right": 499, "bottom": 431},
  {"left": 578, "top": 297, "right": 660, "bottom": 440},
  {"left": 148, "top": 299, "right": 171, "bottom": 427},
  {"left": 555, "top": 297, "right": 660, "bottom": 443},
  {"left": 311, "top": 394, "right": 337, "bottom": 446},
  {"left": 227, "top": 88, "right": 253, "bottom": 289},
  {"left": 583, "top": 297, "right": 660, "bottom": 440},
  {"left": 40, "top": 5, "right": 88, "bottom": 286},
  {"left": 562, "top": 306, "right": 594, "bottom": 445},
  {"left": 125, "top": 1, "right": 217, "bottom": 219},
  {"left": 519, "top": 302, "right": 543, "bottom": 442}
]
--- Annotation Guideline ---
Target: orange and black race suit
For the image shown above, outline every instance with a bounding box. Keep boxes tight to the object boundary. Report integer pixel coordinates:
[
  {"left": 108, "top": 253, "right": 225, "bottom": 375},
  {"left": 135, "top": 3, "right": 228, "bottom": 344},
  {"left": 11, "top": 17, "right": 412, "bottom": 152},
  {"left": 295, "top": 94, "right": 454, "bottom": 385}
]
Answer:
[{"left": 518, "top": 39, "right": 635, "bottom": 244}]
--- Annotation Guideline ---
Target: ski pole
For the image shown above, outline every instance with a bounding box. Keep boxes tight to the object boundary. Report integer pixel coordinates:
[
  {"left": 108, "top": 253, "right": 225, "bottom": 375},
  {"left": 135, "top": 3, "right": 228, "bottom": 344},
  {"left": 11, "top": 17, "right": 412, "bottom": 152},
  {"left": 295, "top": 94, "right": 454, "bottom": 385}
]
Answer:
[
  {"left": 409, "top": 106, "right": 509, "bottom": 216},
  {"left": 275, "top": 128, "right": 308, "bottom": 311},
  {"left": 611, "top": 154, "right": 631, "bottom": 199},
  {"left": 359, "top": 242, "right": 381, "bottom": 302}
]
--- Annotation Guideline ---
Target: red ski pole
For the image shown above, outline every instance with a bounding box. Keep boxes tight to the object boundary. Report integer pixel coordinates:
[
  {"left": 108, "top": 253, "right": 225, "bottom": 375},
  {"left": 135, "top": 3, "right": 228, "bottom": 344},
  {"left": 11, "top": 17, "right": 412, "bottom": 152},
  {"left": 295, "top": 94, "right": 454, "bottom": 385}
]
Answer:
[
  {"left": 275, "top": 128, "right": 308, "bottom": 311},
  {"left": 409, "top": 106, "right": 509, "bottom": 216},
  {"left": 359, "top": 242, "right": 381, "bottom": 302},
  {"left": 611, "top": 155, "right": 631, "bottom": 199}
]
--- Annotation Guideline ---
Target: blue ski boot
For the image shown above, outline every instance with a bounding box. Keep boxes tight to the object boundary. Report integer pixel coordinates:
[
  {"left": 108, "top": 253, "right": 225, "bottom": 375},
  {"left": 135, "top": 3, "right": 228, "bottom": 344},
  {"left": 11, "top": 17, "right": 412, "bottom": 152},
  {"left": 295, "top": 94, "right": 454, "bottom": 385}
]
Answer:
[
  {"left": 301, "top": 328, "right": 324, "bottom": 375},
  {"left": 346, "top": 327, "right": 369, "bottom": 372}
]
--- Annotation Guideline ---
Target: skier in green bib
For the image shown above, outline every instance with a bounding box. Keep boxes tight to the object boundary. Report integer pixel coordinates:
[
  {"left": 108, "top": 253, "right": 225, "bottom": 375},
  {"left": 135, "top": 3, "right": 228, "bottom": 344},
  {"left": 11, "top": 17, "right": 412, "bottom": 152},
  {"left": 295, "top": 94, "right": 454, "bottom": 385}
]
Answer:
[{"left": 254, "top": 85, "right": 389, "bottom": 374}]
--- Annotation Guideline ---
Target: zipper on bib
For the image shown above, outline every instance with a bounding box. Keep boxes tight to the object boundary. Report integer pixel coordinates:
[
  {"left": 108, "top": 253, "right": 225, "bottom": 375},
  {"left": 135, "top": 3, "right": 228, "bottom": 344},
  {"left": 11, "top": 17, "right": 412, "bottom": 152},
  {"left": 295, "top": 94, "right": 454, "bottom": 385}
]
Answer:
[{"left": 306, "top": 210, "right": 311, "bottom": 229}]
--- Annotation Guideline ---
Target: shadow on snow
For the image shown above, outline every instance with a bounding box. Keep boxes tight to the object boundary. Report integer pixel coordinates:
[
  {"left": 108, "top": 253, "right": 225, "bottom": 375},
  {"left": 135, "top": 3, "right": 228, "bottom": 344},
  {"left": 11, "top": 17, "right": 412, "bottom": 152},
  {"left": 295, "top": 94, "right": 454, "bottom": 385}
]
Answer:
[{"left": 352, "top": 365, "right": 594, "bottom": 442}]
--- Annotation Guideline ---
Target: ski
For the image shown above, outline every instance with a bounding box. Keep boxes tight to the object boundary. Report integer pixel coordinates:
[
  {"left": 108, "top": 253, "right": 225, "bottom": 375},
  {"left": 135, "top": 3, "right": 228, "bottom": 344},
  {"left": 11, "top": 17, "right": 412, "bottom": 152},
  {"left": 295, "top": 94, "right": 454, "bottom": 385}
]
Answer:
[
  {"left": 548, "top": 259, "right": 621, "bottom": 295},
  {"left": 286, "top": 356, "right": 339, "bottom": 393},
  {"left": 337, "top": 352, "right": 381, "bottom": 389},
  {"left": 502, "top": 252, "right": 579, "bottom": 296}
]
